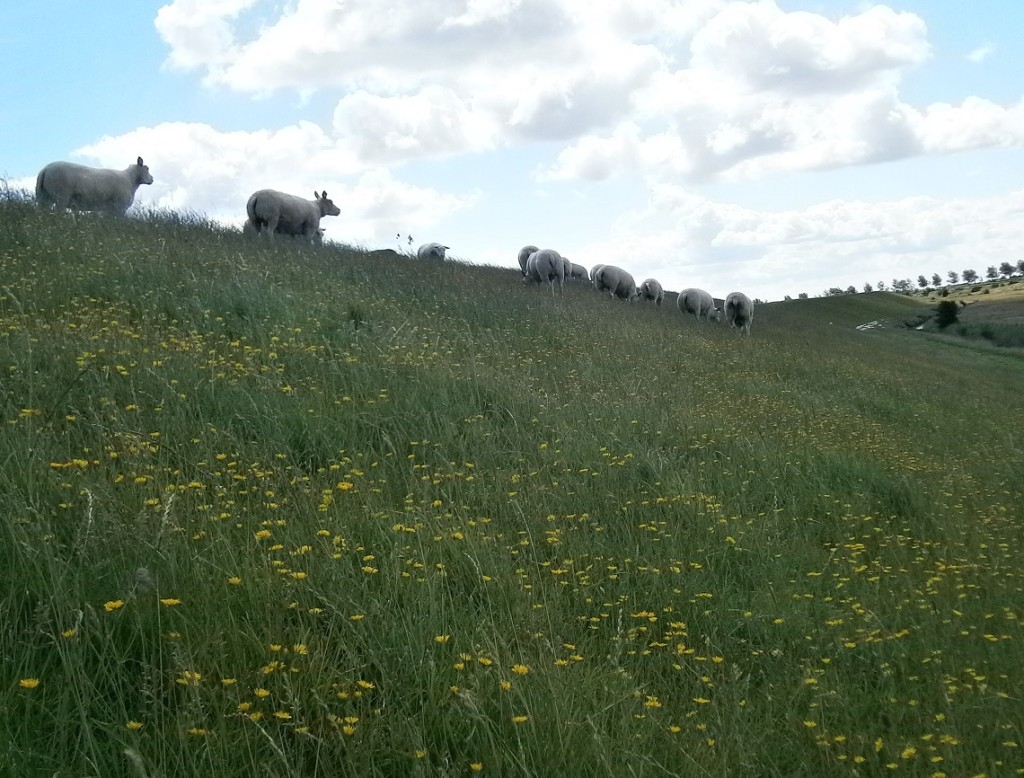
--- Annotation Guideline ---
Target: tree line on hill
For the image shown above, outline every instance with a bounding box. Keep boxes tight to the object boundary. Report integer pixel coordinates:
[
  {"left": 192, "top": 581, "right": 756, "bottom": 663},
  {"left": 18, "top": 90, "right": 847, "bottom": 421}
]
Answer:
[{"left": 783, "top": 259, "right": 1024, "bottom": 300}]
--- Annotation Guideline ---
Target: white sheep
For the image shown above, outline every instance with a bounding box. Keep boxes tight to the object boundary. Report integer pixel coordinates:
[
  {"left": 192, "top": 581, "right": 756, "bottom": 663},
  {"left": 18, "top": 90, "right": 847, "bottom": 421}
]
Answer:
[
  {"left": 592, "top": 265, "right": 639, "bottom": 301},
  {"left": 567, "top": 261, "right": 589, "bottom": 282},
  {"left": 35, "top": 156, "right": 154, "bottom": 215},
  {"left": 417, "top": 242, "right": 450, "bottom": 261},
  {"left": 677, "top": 288, "right": 722, "bottom": 322},
  {"left": 590, "top": 264, "right": 606, "bottom": 284},
  {"left": 638, "top": 278, "right": 665, "bottom": 305},
  {"left": 724, "top": 292, "right": 754, "bottom": 335},
  {"left": 523, "top": 249, "right": 565, "bottom": 295},
  {"left": 518, "top": 245, "right": 539, "bottom": 276},
  {"left": 246, "top": 189, "right": 340, "bottom": 240}
]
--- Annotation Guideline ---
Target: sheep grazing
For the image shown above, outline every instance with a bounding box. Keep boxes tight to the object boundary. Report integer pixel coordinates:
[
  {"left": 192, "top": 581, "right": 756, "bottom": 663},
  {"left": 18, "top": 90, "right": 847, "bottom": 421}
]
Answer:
[
  {"left": 523, "top": 249, "right": 565, "bottom": 295},
  {"left": 567, "top": 261, "right": 589, "bottom": 282},
  {"left": 592, "top": 265, "right": 639, "bottom": 301},
  {"left": 35, "top": 156, "right": 154, "bottom": 215},
  {"left": 724, "top": 291, "right": 754, "bottom": 334},
  {"left": 417, "top": 242, "right": 450, "bottom": 261},
  {"left": 677, "top": 288, "right": 722, "bottom": 322},
  {"left": 638, "top": 278, "right": 665, "bottom": 305},
  {"left": 246, "top": 189, "right": 339, "bottom": 241},
  {"left": 518, "top": 245, "right": 539, "bottom": 276},
  {"left": 590, "top": 264, "right": 606, "bottom": 283}
]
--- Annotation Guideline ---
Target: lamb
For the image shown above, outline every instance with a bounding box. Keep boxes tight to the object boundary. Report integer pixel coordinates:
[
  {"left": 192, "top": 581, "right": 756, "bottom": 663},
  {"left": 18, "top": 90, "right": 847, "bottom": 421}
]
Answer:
[
  {"left": 246, "top": 189, "right": 340, "bottom": 240},
  {"left": 417, "top": 242, "right": 450, "bottom": 261},
  {"left": 677, "top": 288, "right": 722, "bottom": 322},
  {"left": 523, "top": 249, "right": 565, "bottom": 295},
  {"left": 724, "top": 292, "right": 754, "bottom": 335},
  {"left": 638, "top": 278, "right": 665, "bottom": 305},
  {"left": 518, "top": 245, "right": 539, "bottom": 276},
  {"left": 35, "top": 156, "right": 154, "bottom": 215},
  {"left": 592, "top": 265, "right": 639, "bottom": 301}
]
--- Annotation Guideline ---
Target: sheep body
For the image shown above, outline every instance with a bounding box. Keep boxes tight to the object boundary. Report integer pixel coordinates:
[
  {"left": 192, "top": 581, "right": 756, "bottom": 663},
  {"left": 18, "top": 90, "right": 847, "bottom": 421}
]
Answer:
[
  {"left": 417, "top": 242, "right": 450, "bottom": 261},
  {"left": 677, "top": 288, "right": 722, "bottom": 322},
  {"left": 523, "top": 249, "right": 565, "bottom": 295},
  {"left": 35, "top": 157, "right": 153, "bottom": 215},
  {"left": 724, "top": 292, "right": 754, "bottom": 334},
  {"left": 593, "top": 265, "right": 639, "bottom": 300},
  {"left": 246, "top": 189, "right": 340, "bottom": 240},
  {"left": 638, "top": 278, "right": 665, "bottom": 305},
  {"left": 518, "top": 245, "right": 539, "bottom": 275}
]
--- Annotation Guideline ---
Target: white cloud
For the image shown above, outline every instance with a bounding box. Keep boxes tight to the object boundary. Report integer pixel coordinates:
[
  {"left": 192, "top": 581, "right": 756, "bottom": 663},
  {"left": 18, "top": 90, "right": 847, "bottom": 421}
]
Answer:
[{"left": 966, "top": 42, "right": 995, "bottom": 63}]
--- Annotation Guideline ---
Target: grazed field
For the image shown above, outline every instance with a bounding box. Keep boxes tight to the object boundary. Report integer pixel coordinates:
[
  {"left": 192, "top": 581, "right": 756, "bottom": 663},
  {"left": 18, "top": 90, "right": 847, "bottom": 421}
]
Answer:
[{"left": 2, "top": 194, "right": 1023, "bottom": 777}]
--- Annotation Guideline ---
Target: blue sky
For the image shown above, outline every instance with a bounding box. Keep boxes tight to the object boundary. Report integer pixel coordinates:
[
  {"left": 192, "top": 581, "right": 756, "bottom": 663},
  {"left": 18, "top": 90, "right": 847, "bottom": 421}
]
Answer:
[{"left": 4, "top": 1, "right": 1024, "bottom": 301}]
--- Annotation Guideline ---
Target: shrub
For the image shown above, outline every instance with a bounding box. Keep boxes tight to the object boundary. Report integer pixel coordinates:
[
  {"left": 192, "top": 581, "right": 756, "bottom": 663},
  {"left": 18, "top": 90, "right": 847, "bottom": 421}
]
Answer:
[{"left": 935, "top": 300, "right": 959, "bottom": 327}]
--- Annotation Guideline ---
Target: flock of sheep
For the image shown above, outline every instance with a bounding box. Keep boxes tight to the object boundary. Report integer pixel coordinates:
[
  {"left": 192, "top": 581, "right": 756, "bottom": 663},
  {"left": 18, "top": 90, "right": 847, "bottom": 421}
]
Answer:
[
  {"left": 32, "top": 156, "right": 754, "bottom": 334},
  {"left": 519, "top": 245, "right": 754, "bottom": 334}
]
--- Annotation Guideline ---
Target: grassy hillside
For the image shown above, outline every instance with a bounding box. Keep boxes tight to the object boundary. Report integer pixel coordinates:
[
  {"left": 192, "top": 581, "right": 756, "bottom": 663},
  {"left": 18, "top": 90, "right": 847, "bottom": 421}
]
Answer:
[{"left": 2, "top": 193, "right": 1023, "bottom": 777}]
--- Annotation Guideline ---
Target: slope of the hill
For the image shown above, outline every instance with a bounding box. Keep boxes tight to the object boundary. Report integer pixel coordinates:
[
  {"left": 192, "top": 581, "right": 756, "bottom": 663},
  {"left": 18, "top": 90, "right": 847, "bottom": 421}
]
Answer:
[{"left": 2, "top": 196, "right": 1023, "bottom": 777}]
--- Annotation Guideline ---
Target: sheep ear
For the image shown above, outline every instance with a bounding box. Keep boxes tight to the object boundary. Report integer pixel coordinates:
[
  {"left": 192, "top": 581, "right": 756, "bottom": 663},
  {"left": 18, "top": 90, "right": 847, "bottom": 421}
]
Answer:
[{"left": 137, "top": 156, "right": 144, "bottom": 166}]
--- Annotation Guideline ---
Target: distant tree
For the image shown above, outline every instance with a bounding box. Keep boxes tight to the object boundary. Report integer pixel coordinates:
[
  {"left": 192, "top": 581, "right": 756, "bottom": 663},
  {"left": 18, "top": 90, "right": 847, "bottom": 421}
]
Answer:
[
  {"left": 962, "top": 269, "right": 978, "bottom": 284},
  {"left": 877, "top": 280, "right": 887, "bottom": 291},
  {"left": 893, "top": 278, "right": 913, "bottom": 293},
  {"left": 917, "top": 275, "right": 928, "bottom": 288},
  {"left": 784, "top": 294, "right": 792, "bottom": 301},
  {"left": 863, "top": 282, "right": 873, "bottom": 293},
  {"left": 931, "top": 273, "right": 942, "bottom": 287},
  {"left": 846, "top": 285, "right": 857, "bottom": 295},
  {"left": 798, "top": 292, "right": 809, "bottom": 299},
  {"left": 986, "top": 265, "right": 999, "bottom": 280},
  {"left": 826, "top": 287, "right": 843, "bottom": 296},
  {"left": 1000, "top": 261, "right": 1015, "bottom": 278},
  {"left": 935, "top": 300, "right": 959, "bottom": 328},
  {"left": 947, "top": 271, "right": 959, "bottom": 285}
]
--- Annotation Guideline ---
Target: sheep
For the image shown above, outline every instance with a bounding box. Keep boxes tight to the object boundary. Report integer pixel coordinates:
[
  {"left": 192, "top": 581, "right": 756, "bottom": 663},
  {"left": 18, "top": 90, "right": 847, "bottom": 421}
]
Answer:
[
  {"left": 567, "top": 261, "right": 589, "bottom": 282},
  {"left": 724, "top": 291, "right": 754, "bottom": 334},
  {"left": 677, "top": 288, "right": 722, "bottom": 322},
  {"left": 592, "top": 265, "right": 639, "bottom": 301},
  {"left": 590, "top": 264, "right": 606, "bottom": 283},
  {"left": 35, "top": 156, "right": 153, "bottom": 215},
  {"left": 246, "top": 189, "right": 340, "bottom": 240},
  {"left": 638, "top": 278, "right": 665, "bottom": 305},
  {"left": 417, "top": 242, "right": 450, "bottom": 261},
  {"left": 523, "top": 248, "right": 565, "bottom": 295},
  {"left": 518, "top": 245, "right": 539, "bottom": 276}
]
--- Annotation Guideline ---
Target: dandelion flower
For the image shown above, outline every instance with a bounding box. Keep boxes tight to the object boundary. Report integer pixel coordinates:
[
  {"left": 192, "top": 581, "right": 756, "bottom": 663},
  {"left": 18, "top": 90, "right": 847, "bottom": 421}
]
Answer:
[
  {"left": 512, "top": 664, "right": 529, "bottom": 675},
  {"left": 470, "top": 763, "right": 483, "bottom": 772},
  {"left": 434, "top": 635, "right": 450, "bottom": 644},
  {"left": 104, "top": 600, "right": 125, "bottom": 612},
  {"left": 159, "top": 598, "right": 182, "bottom": 607},
  {"left": 19, "top": 678, "right": 40, "bottom": 689},
  {"left": 125, "top": 721, "right": 143, "bottom": 731},
  {"left": 512, "top": 715, "right": 529, "bottom": 724}
]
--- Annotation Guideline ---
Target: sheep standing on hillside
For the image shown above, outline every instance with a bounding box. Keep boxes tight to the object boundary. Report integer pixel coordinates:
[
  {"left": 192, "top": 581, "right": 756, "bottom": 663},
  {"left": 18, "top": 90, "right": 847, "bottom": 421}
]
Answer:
[
  {"left": 590, "top": 264, "right": 606, "bottom": 284},
  {"left": 35, "top": 157, "right": 154, "bottom": 215},
  {"left": 518, "top": 245, "right": 539, "bottom": 276},
  {"left": 593, "top": 265, "right": 639, "bottom": 301},
  {"left": 567, "top": 261, "right": 589, "bottom": 282},
  {"left": 418, "top": 242, "right": 450, "bottom": 261},
  {"left": 246, "top": 189, "right": 340, "bottom": 241},
  {"left": 639, "top": 278, "right": 665, "bottom": 305},
  {"left": 523, "top": 249, "right": 565, "bottom": 295},
  {"left": 677, "top": 288, "right": 722, "bottom": 322},
  {"left": 724, "top": 291, "right": 754, "bottom": 334}
]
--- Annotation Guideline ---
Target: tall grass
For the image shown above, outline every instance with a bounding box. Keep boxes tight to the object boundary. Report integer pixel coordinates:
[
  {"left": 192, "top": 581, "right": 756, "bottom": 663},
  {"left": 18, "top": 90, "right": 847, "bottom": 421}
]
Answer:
[{"left": 2, "top": 191, "right": 1023, "bottom": 776}]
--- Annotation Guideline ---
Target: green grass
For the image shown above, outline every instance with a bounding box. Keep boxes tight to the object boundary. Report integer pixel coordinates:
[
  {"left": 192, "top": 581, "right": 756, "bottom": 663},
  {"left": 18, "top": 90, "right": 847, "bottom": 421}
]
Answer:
[{"left": 2, "top": 192, "right": 1024, "bottom": 776}]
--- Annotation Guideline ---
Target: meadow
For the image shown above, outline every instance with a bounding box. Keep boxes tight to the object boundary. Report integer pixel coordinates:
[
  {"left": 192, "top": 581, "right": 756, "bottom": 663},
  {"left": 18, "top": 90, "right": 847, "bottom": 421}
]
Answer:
[{"left": 1, "top": 190, "right": 1023, "bottom": 777}]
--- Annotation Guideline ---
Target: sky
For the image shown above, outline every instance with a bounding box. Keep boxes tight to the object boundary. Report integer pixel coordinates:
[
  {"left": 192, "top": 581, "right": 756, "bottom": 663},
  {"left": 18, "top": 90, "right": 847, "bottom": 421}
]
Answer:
[{"left": 3, "top": 1, "right": 1024, "bottom": 302}]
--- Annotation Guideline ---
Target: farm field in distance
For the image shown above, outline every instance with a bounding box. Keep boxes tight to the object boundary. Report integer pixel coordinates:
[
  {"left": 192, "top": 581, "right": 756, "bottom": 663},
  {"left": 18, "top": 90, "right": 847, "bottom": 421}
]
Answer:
[{"left": 1, "top": 191, "right": 1023, "bottom": 777}]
